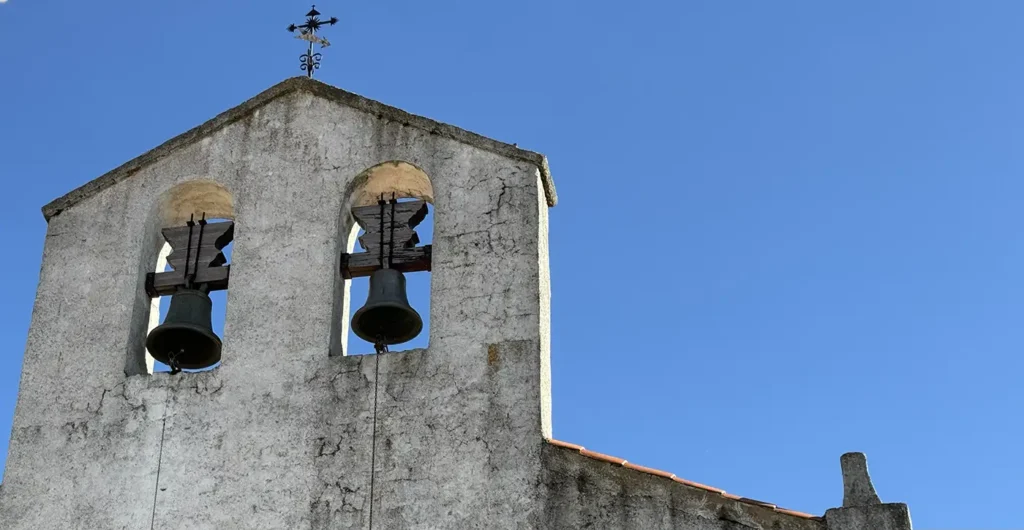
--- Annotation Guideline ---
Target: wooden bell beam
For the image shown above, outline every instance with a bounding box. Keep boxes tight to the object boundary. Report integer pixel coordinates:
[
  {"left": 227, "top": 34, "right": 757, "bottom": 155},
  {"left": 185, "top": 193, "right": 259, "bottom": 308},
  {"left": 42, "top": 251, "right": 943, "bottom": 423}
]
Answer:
[
  {"left": 145, "top": 218, "right": 234, "bottom": 297},
  {"left": 341, "top": 246, "right": 431, "bottom": 279},
  {"left": 146, "top": 267, "right": 231, "bottom": 298},
  {"left": 340, "top": 198, "right": 432, "bottom": 279}
]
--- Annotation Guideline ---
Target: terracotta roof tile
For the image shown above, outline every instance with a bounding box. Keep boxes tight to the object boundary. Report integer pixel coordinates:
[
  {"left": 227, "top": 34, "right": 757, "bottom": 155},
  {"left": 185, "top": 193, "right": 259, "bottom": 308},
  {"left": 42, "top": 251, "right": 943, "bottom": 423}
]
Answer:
[
  {"left": 738, "top": 497, "right": 777, "bottom": 509},
  {"left": 579, "top": 448, "right": 628, "bottom": 466},
  {"left": 546, "top": 438, "right": 822, "bottom": 522},
  {"left": 547, "top": 439, "right": 585, "bottom": 451},
  {"left": 624, "top": 462, "right": 676, "bottom": 479},
  {"left": 777, "top": 507, "right": 820, "bottom": 519},
  {"left": 672, "top": 476, "right": 725, "bottom": 495}
]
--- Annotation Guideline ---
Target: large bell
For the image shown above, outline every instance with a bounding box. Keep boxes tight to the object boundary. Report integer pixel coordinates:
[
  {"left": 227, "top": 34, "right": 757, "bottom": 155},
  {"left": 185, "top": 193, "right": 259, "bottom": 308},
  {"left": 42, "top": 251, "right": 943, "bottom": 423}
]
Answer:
[
  {"left": 146, "top": 289, "right": 222, "bottom": 370},
  {"left": 351, "top": 268, "right": 423, "bottom": 346}
]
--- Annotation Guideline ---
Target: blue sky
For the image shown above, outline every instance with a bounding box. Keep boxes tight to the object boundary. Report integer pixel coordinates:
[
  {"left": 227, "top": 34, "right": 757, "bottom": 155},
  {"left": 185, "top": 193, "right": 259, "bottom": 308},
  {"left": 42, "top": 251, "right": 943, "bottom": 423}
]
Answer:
[{"left": 2, "top": 1, "right": 1023, "bottom": 527}]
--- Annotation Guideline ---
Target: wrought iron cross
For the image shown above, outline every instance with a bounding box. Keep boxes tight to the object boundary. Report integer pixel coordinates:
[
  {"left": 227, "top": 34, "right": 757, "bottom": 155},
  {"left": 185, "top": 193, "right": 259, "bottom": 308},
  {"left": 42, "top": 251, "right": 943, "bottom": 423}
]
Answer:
[{"left": 287, "top": 5, "right": 338, "bottom": 78}]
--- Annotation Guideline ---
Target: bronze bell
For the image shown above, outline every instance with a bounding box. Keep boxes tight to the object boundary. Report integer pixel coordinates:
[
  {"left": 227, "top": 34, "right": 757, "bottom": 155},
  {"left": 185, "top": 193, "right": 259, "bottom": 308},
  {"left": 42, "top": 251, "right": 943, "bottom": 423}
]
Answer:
[
  {"left": 351, "top": 268, "right": 423, "bottom": 346},
  {"left": 146, "top": 289, "right": 222, "bottom": 370}
]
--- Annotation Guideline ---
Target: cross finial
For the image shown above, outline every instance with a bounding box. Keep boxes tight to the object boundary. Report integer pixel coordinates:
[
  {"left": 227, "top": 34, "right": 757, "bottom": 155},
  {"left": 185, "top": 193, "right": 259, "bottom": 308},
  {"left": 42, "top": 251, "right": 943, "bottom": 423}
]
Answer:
[{"left": 287, "top": 4, "right": 339, "bottom": 78}]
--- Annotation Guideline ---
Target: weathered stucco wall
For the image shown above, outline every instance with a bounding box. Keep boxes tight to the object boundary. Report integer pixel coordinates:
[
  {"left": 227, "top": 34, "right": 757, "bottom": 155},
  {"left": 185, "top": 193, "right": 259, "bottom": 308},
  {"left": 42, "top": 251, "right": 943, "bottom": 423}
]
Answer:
[
  {"left": 540, "top": 445, "right": 827, "bottom": 530},
  {"left": 0, "top": 78, "right": 907, "bottom": 529},
  {"left": 0, "top": 84, "right": 551, "bottom": 529}
]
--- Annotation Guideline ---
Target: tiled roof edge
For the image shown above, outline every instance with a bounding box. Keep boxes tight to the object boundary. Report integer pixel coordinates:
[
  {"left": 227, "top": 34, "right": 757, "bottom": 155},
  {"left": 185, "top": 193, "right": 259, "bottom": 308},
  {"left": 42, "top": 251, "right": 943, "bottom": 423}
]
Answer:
[
  {"left": 41, "top": 76, "right": 556, "bottom": 221},
  {"left": 545, "top": 438, "right": 822, "bottom": 521}
]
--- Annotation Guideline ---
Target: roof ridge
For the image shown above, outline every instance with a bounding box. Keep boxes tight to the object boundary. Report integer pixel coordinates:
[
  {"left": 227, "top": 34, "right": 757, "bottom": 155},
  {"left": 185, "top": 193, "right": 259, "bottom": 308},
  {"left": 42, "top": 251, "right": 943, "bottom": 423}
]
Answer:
[
  {"left": 41, "top": 76, "right": 556, "bottom": 221},
  {"left": 546, "top": 438, "right": 821, "bottom": 521}
]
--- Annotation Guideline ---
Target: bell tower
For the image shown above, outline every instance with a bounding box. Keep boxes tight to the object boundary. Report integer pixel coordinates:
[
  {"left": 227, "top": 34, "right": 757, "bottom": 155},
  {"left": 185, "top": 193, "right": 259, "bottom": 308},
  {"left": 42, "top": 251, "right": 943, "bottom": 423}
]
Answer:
[
  {"left": 1, "top": 71, "right": 914, "bottom": 530},
  {"left": 0, "top": 77, "right": 556, "bottom": 528}
]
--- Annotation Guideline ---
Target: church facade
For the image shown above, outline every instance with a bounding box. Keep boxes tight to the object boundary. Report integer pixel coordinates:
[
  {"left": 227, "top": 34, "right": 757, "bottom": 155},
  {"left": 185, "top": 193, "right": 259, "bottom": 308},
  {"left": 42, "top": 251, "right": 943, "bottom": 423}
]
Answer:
[{"left": 0, "top": 78, "right": 912, "bottom": 529}]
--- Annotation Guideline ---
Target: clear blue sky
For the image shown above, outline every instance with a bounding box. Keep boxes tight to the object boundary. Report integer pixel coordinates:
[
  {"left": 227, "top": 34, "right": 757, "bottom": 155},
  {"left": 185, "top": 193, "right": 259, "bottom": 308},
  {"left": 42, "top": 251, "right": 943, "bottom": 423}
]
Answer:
[{"left": 2, "top": 1, "right": 1022, "bottom": 527}]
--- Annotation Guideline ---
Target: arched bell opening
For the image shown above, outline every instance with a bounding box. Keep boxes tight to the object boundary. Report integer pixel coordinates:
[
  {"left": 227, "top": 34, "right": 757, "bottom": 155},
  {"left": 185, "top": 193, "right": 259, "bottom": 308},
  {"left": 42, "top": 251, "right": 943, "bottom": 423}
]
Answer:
[
  {"left": 126, "top": 180, "right": 235, "bottom": 376},
  {"left": 331, "top": 161, "right": 434, "bottom": 356},
  {"left": 149, "top": 218, "right": 234, "bottom": 373}
]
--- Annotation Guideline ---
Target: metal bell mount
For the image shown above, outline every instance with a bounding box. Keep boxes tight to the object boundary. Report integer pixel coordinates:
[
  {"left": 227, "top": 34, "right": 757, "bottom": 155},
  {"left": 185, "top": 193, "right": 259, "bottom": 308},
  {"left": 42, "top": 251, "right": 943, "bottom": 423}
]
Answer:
[
  {"left": 349, "top": 194, "right": 425, "bottom": 352},
  {"left": 145, "top": 214, "right": 228, "bottom": 372}
]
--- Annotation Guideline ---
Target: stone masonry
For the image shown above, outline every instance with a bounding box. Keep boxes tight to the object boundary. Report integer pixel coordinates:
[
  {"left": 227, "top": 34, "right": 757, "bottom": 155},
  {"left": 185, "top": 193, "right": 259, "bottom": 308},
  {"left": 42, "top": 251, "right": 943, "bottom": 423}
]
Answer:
[{"left": 0, "top": 77, "right": 912, "bottom": 529}]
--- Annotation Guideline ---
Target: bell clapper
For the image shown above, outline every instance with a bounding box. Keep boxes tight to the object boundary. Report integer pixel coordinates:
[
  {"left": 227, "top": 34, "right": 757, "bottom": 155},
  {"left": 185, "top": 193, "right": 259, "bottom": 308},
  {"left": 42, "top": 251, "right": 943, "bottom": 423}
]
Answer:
[{"left": 167, "top": 348, "right": 183, "bottom": 375}]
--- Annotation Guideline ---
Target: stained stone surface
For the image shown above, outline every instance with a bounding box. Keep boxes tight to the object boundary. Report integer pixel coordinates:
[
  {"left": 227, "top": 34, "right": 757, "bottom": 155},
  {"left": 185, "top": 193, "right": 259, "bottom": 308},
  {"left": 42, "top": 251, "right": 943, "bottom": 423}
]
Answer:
[
  {"left": 825, "top": 504, "right": 913, "bottom": 530},
  {"left": 0, "top": 77, "right": 910, "bottom": 529},
  {"left": 0, "top": 80, "right": 552, "bottom": 529},
  {"left": 840, "top": 452, "right": 882, "bottom": 508},
  {"left": 540, "top": 444, "right": 827, "bottom": 530}
]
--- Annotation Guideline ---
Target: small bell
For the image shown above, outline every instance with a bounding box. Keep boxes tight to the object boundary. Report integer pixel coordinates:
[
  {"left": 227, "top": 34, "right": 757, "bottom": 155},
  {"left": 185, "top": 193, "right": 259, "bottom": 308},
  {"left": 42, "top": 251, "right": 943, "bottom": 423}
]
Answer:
[
  {"left": 146, "top": 289, "right": 222, "bottom": 370},
  {"left": 351, "top": 268, "right": 423, "bottom": 346}
]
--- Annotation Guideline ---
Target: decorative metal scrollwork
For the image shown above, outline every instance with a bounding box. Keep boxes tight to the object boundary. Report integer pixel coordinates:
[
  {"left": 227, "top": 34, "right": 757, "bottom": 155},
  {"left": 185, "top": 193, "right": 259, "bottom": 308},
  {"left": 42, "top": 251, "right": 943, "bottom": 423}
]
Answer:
[
  {"left": 300, "top": 52, "right": 323, "bottom": 74},
  {"left": 287, "top": 5, "right": 337, "bottom": 78}
]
